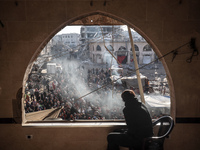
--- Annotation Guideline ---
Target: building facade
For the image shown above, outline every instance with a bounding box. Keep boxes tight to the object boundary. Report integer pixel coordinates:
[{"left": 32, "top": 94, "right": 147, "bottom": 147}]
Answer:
[
  {"left": 80, "top": 26, "right": 155, "bottom": 65},
  {"left": 53, "top": 33, "right": 80, "bottom": 48},
  {"left": 89, "top": 40, "right": 155, "bottom": 65},
  {"left": 80, "top": 26, "right": 122, "bottom": 43}
]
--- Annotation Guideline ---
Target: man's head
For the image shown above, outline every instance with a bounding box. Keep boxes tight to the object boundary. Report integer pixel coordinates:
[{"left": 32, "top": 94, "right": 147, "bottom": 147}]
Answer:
[{"left": 121, "top": 89, "right": 136, "bottom": 102}]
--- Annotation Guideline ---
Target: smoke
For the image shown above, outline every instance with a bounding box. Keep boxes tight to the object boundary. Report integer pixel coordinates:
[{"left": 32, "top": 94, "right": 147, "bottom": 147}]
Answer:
[
  {"left": 52, "top": 56, "right": 125, "bottom": 118},
  {"left": 103, "top": 49, "right": 123, "bottom": 85}
]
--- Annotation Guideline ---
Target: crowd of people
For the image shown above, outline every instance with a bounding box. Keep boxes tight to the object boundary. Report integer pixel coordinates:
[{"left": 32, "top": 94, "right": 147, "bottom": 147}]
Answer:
[
  {"left": 24, "top": 62, "right": 125, "bottom": 121},
  {"left": 87, "top": 68, "right": 112, "bottom": 86},
  {"left": 24, "top": 60, "right": 166, "bottom": 121}
]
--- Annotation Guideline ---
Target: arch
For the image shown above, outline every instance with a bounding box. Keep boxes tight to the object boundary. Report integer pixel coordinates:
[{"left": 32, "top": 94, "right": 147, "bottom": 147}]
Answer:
[
  {"left": 130, "top": 44, "right": 139, "bottom": 51},
  {"left": 22, "top": 11, "right": 175, "bottom": 123},
  {"left": 27, "top": 11, "right": 166, "bottom": 65},
  {"left": 118, "top": 46, "right": 127, "bottom": 51},
  {"left": 143, "top": 44, "right": 152, "bottom": 51},
  {"left": 96, "top": 45, "right": 102, "bottom": 51}
]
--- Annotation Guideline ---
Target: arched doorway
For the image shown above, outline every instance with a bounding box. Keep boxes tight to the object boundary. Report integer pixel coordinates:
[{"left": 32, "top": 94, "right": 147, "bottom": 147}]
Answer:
[{"left": 117, "top": 46, "right": 128, "bottom": 64}]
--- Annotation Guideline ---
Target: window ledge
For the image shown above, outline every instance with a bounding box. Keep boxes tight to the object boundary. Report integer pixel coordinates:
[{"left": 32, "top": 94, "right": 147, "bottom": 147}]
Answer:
[{"left": 22, "top": 122, "right": 126, "bottom": 127}]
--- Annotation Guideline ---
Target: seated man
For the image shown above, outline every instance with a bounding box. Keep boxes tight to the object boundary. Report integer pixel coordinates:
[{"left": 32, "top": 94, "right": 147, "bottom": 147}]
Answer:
[{"left": 107, "top": 89, "right": 153, "bottom": 150}]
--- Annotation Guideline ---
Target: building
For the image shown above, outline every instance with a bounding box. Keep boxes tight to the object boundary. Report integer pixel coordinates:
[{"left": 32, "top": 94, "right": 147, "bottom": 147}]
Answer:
[
  {"left": 79, "top": 26, "right": 122, "bottom": 59},
  {"left": 53, "top": 33, "right": 80, "bottom": 48},
  {"left": 89, "top": 37, "right": 155, "bottom": 65},
  {"left": 80, "top": 25, "right": 155, "bottom": 64},
  {"left": 80, "top": 26, "right": 122, "bottom": 42}
]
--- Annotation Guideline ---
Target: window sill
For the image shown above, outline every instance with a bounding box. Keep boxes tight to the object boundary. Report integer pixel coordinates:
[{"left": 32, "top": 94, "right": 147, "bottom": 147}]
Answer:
[{"left": 22, "top": 121, "right": 126, "bottom": 127}]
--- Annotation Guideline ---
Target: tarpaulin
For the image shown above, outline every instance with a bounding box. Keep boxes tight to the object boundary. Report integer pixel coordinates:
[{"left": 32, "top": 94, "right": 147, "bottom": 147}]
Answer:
[{"left": 117, "top": 56, "right": 127, "bottom": 64}]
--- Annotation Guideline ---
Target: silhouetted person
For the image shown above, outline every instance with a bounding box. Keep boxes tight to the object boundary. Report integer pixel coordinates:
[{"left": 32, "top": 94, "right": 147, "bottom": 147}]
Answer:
[
  {"left": 34, "top": 88, "right": 39, "bottom": 101},
  {"left": 107, "top": 89, "right": 153, "bottom": 150}
]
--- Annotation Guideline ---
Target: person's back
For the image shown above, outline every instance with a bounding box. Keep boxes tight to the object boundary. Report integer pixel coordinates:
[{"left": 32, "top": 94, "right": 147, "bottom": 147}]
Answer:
[
  {"left": 123, "top": 98, "right": 153, "bottom": 139},
  {"left": 107, "top": 89, "right": 153, "bottom": 150}
]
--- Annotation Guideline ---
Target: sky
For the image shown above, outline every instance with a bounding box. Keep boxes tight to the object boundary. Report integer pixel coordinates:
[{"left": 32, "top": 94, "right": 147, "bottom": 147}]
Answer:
[
  {"left": 56, "top": 26, "right": 82, "bottom": 35},
  {"left": 56, "top": 25, "right": 131, "bottom": 35}
]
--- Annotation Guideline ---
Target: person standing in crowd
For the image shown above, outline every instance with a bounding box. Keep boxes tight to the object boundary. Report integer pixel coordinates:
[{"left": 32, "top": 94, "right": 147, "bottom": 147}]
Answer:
[
  {"left": 34, "top": 88, "right": 40, "bottom": 101},
  {"left": 107, "top": 89, "right": 153, "bottom": 150},
  {"left": 29, "top": 88, "right": 34, "bottom": 101}
]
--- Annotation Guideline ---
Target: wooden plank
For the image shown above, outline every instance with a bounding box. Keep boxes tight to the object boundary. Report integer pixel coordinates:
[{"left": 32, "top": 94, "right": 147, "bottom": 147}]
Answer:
[{"left": 127, "top": 26, "right": 145, "bottom": 104}]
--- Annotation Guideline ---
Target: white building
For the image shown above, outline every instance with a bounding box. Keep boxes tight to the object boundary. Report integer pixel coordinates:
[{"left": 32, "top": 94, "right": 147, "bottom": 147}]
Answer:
[
  {"left": 89, "top": 39, "right": 155, "bottom": 65},
  {"left": 80, "top": 26, "right": 122, "bottom": 42},
  {"left": 53, "top": 33, "right": 80, "bottom": 48},
  {"left": 79, "top": 26, "right": 155, "bottom": 65}
]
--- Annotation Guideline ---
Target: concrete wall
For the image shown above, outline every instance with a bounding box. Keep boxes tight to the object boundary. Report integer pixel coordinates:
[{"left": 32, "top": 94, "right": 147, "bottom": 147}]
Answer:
[{"left": 0, "top": 0, "right": 200, "bottom": 149}]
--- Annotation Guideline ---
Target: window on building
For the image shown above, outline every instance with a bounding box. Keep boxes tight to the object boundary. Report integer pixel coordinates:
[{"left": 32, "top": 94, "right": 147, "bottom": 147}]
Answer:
[
  {"left": 81, "top": 33, "right": 85, "bottom": 38},
  {"left": 96, "top": 45, "right": 101, "bottom": 51},
  {"left": 87, "top": 27, "right": 96, "bottom": 32},
  {"left": 143, "top": 44, "right": 152, "bottom": 51},
  {"left": 118, "top": 46, "right": 127, "bottom": 51},
  {"left": 130, "top": 44, "right": 139, "bottom": 51}
]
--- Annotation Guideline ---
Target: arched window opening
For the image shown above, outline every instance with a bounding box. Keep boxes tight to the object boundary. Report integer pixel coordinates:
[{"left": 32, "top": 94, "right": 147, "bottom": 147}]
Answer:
[
  {"left": 143, "top": 44, "right": 152, "bottom": 51},
  {"left": 130, "top": 44, "right": 139, "bottom": 51},
  {"left": 96, "top": 45, "right": 101, "bottom": 51},
  {"left": 118, "top": 46, "right": 127, "bottom": 51},
  {"left": 23, "top": 24, "right": 171, "bottom": 123}
]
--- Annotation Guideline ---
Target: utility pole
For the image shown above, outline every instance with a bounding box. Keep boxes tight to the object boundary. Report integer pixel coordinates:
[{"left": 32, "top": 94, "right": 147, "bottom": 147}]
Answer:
[{"left": 127, "top": 26, "right": 145, "bottom": 104}]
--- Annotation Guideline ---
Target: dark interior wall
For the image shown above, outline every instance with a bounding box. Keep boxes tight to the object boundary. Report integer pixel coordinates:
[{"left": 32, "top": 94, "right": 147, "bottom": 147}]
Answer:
[{"left": 0, "top": 0, "right": 199, "bottom": 149}]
